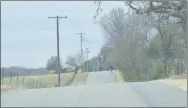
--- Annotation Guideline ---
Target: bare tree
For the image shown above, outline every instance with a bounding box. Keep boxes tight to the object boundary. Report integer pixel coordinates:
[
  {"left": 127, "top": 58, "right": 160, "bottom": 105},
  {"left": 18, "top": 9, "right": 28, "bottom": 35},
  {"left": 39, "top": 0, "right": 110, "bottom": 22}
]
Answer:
[
  {"left": 99, "top": 7, "right": 153, "bottom": 81},
  {"left": 94, "top": 0, "right": 188, "bottom": 72},
  {"left": 146, "top": 13, "right": 185, "bottom": 77},
  {"left": 100, "top": 7, "right": 127, "bottom": 45},
  {"left": 46, "top": 56, "right": 63, "bottom": 72},
  {"left": 66, "top": 56, "right": 77, "bottom": 67},
  {"left": 95, "top": 1, "right": 187, "bottom": 80},
  {"left": 125, "top": 0, "right": 188, "bottom": 71},
  {"left": 65, "top": 54, "right": 81, "bottom": 72}
]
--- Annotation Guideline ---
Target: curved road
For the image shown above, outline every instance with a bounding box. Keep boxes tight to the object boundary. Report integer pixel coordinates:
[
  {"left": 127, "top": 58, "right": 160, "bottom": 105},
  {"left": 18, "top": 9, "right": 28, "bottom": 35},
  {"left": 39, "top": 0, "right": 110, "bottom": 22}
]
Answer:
[{"left": 1, "top": 71, "right": 187, "bottom": 107}]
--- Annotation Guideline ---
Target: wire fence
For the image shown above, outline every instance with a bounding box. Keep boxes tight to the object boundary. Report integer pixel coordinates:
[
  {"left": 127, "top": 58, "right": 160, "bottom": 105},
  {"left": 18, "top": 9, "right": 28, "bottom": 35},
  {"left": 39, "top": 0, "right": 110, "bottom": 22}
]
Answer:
[
  {"left": 1, "top": 68, "right": 78, "bottom": 90},
  {"left": 1, "top": 71, "right": 48, "bottom": 89}
]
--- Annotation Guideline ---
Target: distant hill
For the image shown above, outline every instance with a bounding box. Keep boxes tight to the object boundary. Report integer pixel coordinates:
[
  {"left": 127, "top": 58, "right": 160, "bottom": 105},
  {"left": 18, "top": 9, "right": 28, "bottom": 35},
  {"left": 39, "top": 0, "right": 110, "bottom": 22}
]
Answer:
[{"left": 1, "top": 66, "right": 49, "bottom": 77}]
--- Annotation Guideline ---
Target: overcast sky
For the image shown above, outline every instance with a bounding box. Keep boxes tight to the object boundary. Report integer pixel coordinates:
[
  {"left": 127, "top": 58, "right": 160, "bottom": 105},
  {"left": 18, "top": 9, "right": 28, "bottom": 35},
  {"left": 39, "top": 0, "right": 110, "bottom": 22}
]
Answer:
[{"left": 2, "top": 1, "right": 127, "bottom": 68}]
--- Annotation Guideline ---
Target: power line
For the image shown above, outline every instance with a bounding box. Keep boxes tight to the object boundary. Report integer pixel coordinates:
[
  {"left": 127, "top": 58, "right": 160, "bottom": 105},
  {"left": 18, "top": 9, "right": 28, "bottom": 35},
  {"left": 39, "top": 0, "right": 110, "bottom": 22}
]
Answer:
[{"left": 48, "top": 15, "right": 67, "bottom": 87}]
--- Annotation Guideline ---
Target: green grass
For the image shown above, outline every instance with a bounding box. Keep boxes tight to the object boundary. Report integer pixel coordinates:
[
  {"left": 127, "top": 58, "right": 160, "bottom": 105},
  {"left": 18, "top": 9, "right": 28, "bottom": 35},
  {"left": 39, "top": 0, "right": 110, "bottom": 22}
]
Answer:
[{"left": 114, "top": 70, "right": 125, "bottom": 82}]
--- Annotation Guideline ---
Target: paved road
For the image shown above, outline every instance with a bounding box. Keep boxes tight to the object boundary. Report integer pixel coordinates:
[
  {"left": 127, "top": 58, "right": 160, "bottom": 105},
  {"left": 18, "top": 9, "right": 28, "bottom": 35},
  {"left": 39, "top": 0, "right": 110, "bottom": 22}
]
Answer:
[
  {"left": 86, "top": 71, "right": 116, "bottom": 85},
  {"left": 1, "top": 71, "right": 187, "bottom": 107}
]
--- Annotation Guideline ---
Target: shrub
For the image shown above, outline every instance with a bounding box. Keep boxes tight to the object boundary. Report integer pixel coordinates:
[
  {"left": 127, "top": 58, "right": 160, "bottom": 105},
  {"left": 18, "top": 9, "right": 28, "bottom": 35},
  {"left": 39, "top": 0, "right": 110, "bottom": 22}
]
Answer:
[
  {"left": 148, "top": 62, "right": 164, "bottom": 80},
  {"left": 120, "top": 69, "right": 140, "bottom": 82}
]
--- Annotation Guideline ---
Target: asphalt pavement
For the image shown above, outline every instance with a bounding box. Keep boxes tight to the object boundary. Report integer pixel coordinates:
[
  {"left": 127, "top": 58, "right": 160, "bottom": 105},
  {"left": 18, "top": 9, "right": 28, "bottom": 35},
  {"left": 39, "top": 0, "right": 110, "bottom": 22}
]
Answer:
[
  {"left": 1, "top": 71, "right": 187, "bottom": 107},
  {"left": 86, "top": 71, "right": 116, "bottom": 85}
]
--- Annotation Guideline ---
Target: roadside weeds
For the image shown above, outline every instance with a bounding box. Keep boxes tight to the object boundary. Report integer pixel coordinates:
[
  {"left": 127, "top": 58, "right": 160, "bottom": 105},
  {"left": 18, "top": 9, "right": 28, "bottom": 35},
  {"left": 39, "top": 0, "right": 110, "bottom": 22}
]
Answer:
[
  {"left": 114, "top": 70, "right": 125, "bottom": 83},
  {"left": 71, "top": 72, "right": 89, "bottom": 86},
  {"left": 115, "top": 70, "right": 187, "bottom": 91},
  {"left": 156, "top": 78, "right": 187, "bottom": 91}
]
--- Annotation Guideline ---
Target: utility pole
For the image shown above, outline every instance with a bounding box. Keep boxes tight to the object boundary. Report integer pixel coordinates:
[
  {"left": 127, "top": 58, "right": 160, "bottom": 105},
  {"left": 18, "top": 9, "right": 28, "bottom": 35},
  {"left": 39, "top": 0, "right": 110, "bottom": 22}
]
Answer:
[
  {"left": 86, "top": 48, "right": 90, "bottom": 72},
  {"left": 48, "top": 15, "right": 67, "bottom": 87},
  {"left": 92, "top": 57, "right": 95, "bottom": 72},
  {"left": 76, "top": 33, "right": 85, "bottom": 72}
]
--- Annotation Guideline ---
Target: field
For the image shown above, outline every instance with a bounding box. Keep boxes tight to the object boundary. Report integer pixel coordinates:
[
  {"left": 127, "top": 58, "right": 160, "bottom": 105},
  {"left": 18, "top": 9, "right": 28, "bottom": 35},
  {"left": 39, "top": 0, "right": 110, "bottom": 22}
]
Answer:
[{"left": 1, "top": 72, "right": 74, "bottom": 91}]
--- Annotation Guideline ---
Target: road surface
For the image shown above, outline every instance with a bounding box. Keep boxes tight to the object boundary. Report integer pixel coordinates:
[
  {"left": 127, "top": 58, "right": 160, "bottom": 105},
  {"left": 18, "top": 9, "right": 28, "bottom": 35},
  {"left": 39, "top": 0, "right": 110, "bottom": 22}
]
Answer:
[
  {"left": 1, "top": 71, "right": 187, "bottom": 107},
  {"left": 86, "top": 71, "right": 116, "bottom": 85}
]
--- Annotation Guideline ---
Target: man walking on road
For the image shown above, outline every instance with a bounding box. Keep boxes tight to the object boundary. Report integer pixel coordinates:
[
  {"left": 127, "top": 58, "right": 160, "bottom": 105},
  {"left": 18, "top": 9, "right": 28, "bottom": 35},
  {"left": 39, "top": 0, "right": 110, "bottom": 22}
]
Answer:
[{"left": 109, "top": 65, "right": 113, "bottom": 73}]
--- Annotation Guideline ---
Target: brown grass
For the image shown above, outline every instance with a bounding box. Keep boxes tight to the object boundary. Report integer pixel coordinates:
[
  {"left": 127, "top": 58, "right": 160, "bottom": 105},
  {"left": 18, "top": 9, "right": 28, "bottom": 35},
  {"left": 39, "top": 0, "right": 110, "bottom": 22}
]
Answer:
[
  {"left": 1, "top": 85, "right": 12, "bottom": 92},
  {"left": 155, "top": 74, "right": 187, "bottom": 91},
  {"left": 1, "top": 72, "right": 74, "bottom": 91},
  {"left": 71, "top": 72, "right": 89, "bottom": 86}
]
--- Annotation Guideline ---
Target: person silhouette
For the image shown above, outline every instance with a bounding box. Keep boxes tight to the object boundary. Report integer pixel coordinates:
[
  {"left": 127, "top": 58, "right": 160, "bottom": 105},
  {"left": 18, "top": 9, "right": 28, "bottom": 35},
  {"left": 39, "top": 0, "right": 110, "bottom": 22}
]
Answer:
[{"left": 109, "top": 65, "right": 113, "bottom": 73}]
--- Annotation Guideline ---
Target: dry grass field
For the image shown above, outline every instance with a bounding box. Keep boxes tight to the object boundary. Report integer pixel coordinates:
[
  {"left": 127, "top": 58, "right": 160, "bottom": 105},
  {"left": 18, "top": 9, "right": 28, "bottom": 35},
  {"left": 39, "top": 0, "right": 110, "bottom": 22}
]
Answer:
[{"left": 1, "top": 72, "right": 74, "bottom": 91}]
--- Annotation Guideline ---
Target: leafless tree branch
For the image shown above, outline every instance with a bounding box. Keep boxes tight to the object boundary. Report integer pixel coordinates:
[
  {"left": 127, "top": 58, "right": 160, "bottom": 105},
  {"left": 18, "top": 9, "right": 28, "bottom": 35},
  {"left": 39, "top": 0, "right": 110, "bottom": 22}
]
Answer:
[
  {"left": 93, "top": 1, "right": 103, "bottom": 23},
  {"left": 126, "top": 0, "right": 185, "bottom": 21}
]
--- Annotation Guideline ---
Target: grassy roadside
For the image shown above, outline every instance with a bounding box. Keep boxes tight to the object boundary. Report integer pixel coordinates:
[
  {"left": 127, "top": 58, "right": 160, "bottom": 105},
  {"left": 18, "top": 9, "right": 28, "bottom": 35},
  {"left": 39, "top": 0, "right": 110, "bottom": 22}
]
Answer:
[
  {"left": 71, "top": 72, "right": 89, "bottom": 86},
  {"left": 155, "top": 75, "right": 187, "bottom": 91},
  {"left": 114, "top": 70, "right": 125, "bottom": 82},
  {"left": 1, "top": 72, "right": 74, "bottom": 91},
  {"left": 114, "top": 70, "right": 187, "bottom": 91}
]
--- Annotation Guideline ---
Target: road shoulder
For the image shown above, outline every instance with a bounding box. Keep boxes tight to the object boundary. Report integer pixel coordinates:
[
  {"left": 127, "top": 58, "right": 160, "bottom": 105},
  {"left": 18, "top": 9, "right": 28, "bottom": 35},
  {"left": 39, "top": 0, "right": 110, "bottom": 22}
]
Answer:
[{"left": 155, "top": 78, "right": 187, "bottom": 91}]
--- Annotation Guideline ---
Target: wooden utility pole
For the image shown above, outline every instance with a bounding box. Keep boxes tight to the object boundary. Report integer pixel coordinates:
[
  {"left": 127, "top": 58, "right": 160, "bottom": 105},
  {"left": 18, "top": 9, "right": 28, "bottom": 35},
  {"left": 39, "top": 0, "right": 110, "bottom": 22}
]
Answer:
[
  {"left": 76, "top": 33, "right": 85, "bottom": 72},
  {"left": 48, "top": 15, "right": 67, "bottom": 87},
  {"left": 92, "top": 57, "right": 95, "bottom": 72},
  {"left": 86, "top": 48, "right": 90, "bottom": 72}
]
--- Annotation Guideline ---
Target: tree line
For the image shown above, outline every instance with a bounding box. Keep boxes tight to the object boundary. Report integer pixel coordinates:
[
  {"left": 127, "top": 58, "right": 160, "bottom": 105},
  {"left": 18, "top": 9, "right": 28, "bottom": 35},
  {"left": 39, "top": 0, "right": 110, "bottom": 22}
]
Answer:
[
  {"left": 91, "top": 0, "right": 187, "bottom": 81},
  {"left": 32, "top": 1, "right": 188, "bottom": 82}
]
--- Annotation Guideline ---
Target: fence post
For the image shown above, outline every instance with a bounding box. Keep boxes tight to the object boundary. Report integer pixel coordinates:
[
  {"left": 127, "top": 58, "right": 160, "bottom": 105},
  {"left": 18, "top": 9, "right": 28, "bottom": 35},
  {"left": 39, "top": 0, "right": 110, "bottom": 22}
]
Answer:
[
  {"left": 35, "top": 81, "right": 38, "bottom": 88},
  {"left": 27, "top": 79, "right": 30, "bottom": 86},
  {"left": 32, "top": 80, "right": 34, "bottom": 89},
  {"left": 39, "top": 82, "right": 42, "bottom": 88},
  {"left": 16, "top": 72, "right": 19, "bottom": 86},
  {"left": 38, "top": 82, "right": 39, "bottom": 88},
  {"left": 9, "top": 72, "right": 12, "bottom": 84},
  {"left": 1, "top": 68, "right": 4, "bottom": 85},
  {"left": 22, "top": 76, "right": 25, "bottom": 84}
]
